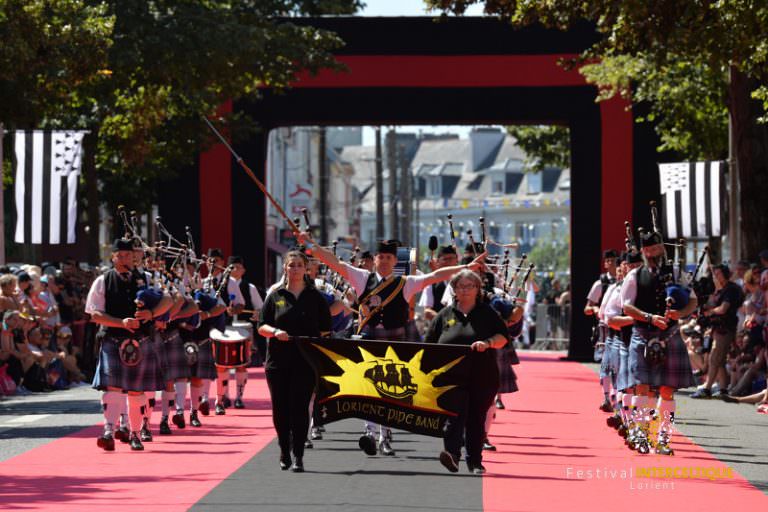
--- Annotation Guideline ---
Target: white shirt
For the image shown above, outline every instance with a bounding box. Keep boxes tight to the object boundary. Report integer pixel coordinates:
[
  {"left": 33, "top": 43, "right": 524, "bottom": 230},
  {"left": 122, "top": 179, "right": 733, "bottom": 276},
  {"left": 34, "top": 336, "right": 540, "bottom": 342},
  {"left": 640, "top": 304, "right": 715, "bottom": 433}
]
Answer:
[
  {"left": 234, "top": 278, "right": 263, "bottom": 310},
  {"left": 600, "top": 283, "right": 624, "bottom": 321},
  {"left": 85, "top": 275, "right": 106, "bottom": 315},
  {"left": 586, "top": 279, "right": 604, "bottom": 304},
  {"left": 341, "top": 262, "right": 432, "bottom": 303},
  {"left": 418, "top": 283, "right": 436, "bottom": 309}
]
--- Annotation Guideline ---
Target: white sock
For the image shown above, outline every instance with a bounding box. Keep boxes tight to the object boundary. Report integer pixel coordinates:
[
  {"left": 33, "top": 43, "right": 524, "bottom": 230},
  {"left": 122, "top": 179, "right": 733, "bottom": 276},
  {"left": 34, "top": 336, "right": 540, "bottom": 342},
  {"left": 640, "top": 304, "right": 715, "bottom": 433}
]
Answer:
[
  {"left": 101, "top": 391, "right": 123, "bottom": 434},
  {"left": 118, "top": 395, "right": 128, "bottom": 429},
  {"left": 235, "top": 371, "right": 247, "bottom": 399},
  {"left": 202, "top": 379, "right": 211, "bottom": 402},
  {"left": 161, "top": 390, "right": 174, "bottom": 418},
  {"left": 190, "top": 383, "right": 202, "bottom": 412},
  {"left": 174, "top": 381, "right": 188, "bottom": 411},
  {"left": 656, "top": 398, "right": 676, "bottom": 442},
  {"left": 127, "top": 394, "right": 145, "bottom": 434},
  {"left": 601, "top": 377, "right": 611, "bottom": 399},
  {"left": 621, "top": 393, "right": 633, "bottom": 423}
]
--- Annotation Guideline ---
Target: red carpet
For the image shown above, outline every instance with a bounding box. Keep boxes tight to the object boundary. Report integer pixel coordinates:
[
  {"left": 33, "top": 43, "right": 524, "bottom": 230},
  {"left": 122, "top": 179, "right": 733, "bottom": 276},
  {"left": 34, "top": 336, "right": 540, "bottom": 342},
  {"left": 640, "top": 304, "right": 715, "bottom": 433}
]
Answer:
[
  {"left": 484, "top": 352, "right": 768, "bottom": 511},
  {"left": 0, "top": 369, "right": 276, "bottom": 511}
]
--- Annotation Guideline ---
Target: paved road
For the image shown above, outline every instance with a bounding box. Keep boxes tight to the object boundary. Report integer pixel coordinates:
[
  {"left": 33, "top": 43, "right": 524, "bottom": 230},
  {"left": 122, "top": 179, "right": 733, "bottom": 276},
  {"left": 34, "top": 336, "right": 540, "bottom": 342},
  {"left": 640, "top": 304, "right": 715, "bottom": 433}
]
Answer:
[{"left": 582, "top": 361, "right": 768, "bottom": 493}]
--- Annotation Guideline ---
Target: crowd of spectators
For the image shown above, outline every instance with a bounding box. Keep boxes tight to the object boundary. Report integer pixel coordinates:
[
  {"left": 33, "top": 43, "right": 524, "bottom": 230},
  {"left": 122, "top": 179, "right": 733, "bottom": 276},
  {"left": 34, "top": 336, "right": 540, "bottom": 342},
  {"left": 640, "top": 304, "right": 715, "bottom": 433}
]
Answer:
[
  {"left": 0, "top": 259, "right": 97, "bottom": 396},
  {"left": 683, "top": 251, "right": 768, "bottom": 412}
]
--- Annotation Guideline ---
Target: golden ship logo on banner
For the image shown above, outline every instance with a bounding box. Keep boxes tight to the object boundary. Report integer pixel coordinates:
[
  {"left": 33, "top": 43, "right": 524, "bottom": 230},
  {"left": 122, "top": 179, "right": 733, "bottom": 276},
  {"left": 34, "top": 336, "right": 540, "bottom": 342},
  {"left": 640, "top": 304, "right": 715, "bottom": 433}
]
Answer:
[{"left": 313, "top": 344, "right": 463, "bottom": 412}]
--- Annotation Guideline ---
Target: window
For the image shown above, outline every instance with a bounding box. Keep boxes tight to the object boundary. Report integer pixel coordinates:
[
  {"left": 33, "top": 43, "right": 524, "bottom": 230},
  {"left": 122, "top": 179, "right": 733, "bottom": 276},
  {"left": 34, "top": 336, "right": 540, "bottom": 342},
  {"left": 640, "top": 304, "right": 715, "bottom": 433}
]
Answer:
[
  {"left": 427, "top": 177, "right": 442, "bottom": 198},
  {"left": 491, "top": 177, "right": 504, "bottom": 195},
  {"left": 527, "top": 172, "right": 542, "bottom": 194}
]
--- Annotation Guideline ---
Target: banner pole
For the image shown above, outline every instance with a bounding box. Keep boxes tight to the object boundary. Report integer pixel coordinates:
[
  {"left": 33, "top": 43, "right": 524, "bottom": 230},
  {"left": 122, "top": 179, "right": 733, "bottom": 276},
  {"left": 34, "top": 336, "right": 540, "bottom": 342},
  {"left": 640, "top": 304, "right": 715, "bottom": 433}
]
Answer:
[{"left": 0, "top": 123, "right": 5, "bottom": 265}]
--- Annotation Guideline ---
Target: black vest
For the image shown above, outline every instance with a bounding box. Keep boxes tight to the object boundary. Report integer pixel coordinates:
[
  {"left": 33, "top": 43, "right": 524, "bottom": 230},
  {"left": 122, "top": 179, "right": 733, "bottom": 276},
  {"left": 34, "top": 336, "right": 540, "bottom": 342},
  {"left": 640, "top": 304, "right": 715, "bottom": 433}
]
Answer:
[
  {"left": 431, "top": 282, "right": 446, "bottom": 313},
  {"left": 359, "top": 273, "right": 408, "bottom": 329},
  {"left": 103, "top": 269, "right": 144, "bottom": 336},
  {"left": 634, "top": 265, "right": 673, "bottom": 319},
  {"left": 238, "top": 279, "right": 254, "bottom": 311}
]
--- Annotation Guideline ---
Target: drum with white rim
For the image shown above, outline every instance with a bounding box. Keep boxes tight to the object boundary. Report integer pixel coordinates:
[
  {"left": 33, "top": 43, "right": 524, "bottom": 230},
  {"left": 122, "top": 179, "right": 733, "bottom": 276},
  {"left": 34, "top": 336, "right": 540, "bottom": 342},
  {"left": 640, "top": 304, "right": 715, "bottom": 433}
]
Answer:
[{"left": 210, "top": 328, "right": 248, "bottom": 368}]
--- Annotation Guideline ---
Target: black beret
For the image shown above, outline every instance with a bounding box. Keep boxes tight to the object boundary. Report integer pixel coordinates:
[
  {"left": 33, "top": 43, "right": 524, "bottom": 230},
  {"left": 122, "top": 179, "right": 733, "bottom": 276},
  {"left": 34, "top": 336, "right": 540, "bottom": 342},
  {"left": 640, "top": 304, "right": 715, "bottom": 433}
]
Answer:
[
  {"left": 639, "top": 231, "right": 663, "bottom": 248},
  {"left": 376, "top": 240, "right": 399, "bottom": 256},
  {"left": 625, "top": 250, "right": 643, "bottom": 263},
  {"left": 227, "top": 255, "right": 244, "bottom": 266},
  {"left": 603, "top": 249, "right": 618, "bottom": 259},
  {"left": 360, "top": 251, "right": 373, "bottom": 260},
  {"left": 16, "top": 271, "right": 31, "bottom": 282},
  {"left": 438, "top": 245, "right": 457, "bottom": 257},
  {"left": 207, "top": 248, "right": 223, "bottom": 259},
  {"left": 112, "top": 238, "right": 134, "bottom": 252}
]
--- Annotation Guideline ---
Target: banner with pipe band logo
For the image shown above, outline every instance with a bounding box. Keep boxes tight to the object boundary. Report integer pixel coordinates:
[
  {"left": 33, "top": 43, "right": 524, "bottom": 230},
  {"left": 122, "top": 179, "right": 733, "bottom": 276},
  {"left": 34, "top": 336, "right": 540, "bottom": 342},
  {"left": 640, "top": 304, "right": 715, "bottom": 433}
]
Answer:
[{"left": 297, "top": 337, "right": 472, "bottom": 437}]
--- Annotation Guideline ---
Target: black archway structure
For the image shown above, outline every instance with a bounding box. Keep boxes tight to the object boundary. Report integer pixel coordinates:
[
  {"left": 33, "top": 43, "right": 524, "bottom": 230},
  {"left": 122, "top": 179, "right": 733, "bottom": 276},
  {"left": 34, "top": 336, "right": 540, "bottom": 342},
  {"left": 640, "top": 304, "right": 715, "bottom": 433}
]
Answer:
[{"left": 159, "top": 17, "right": 660, "bottom": 361}]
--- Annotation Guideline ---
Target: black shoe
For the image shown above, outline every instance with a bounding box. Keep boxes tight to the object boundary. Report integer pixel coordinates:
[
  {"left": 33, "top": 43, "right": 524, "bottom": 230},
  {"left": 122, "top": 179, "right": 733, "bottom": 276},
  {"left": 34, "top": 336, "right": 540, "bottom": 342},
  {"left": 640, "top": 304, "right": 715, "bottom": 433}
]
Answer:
[
  {"left": 280, "top": 454, "right": 292, "bottom": 471},
  {"left": 304, "top": 439, "right": 313, "bottom": 449},
  {"left": 655, "top": 443, "right": 675, "bottom": 456},
  {"left": 97, "top": 433, "right": 115, "bottom": 451},
  {"left": 172, "top": 411, "right": 186, "bottom": 429},
  {"left": 190, "top": 410, "right": 202, "bottom": 427},
  {"left": 617, "top": 424, "right": 628, "bottom": 438},
  {"left": 606, "top": 414, "right": 622, "bottom": 428},
  {"left": 471, "top": 464, "right": 487, "bottom": 475},
  {"left": 599, "top": 399, "right": 613, "bottom": 412},
  {"left": 159, "top": 419, "right": 172, "bottom": 435},
  {"left": 482, "top": 440, "right": 496, "bottom": 451},
  {"left": 115, "top": 426, "right": 130, "bottom": 443},
  {"left": 215, "top": 403, "right": 226, "bottom": 415},
  {"left": 140, "top": 426, "right": 153, "bottom": 442},
  {"left": 129, "top": 433, "right": 144, "bottom": 451},
  {"left": 290, "top": 458, "right": 304, "bottom": 472},
  {"left": 690, "top": 388, "right": 712, "bottom": 399},
  {"left": 234, "top": 397, "right": 245, "bottom": 409},
  {"left": 310, "top": 427, "right": 323, "bottom": 440},
  {"left": 222, "top": 396, "right": 232, "bottom": 408},
  {"left": 720, "top": 393, "right": 738, "bottom": 403},
  {"left": 495, "top": 397, "right": 505, "bottom": 409},
  {"left": 358, "top": 433, "right": 377, "bottom": 456},
  {"left": 378, "top": 439, "right": 395, "bottom": 456},
  {"left": 199, "top": 400, "right": 210, "bottom": 416},
  {"left": 439, "top": 450, "right": 459, "bottom": 473}
]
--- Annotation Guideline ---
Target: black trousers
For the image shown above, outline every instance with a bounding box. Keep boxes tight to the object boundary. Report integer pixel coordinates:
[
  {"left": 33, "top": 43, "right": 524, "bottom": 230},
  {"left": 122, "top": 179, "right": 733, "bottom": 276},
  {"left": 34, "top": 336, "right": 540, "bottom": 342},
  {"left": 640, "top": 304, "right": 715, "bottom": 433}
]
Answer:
[
  {"left": 265, "top": 362, "right": 315, "bottom": 459},
  {"left": 444, "top": 379, "right": 497, "bottom": 467}
]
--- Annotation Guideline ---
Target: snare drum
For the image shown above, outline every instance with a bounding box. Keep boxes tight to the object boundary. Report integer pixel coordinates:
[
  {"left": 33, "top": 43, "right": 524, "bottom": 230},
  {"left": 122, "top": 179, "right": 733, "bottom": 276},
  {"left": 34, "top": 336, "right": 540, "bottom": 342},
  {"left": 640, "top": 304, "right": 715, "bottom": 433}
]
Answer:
[
  {"left": 232, "top": 321, "right": 253, "bottom": 344},
  {"left": 210, "top": 328, "right": 248, "bottom": 368}
]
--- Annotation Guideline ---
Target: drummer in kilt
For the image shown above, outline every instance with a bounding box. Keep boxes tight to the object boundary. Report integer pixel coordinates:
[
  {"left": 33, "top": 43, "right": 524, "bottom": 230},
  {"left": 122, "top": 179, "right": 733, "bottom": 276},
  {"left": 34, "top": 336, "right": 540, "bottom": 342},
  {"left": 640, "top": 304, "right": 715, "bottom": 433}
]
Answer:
[
  {"left": 86, "top": 239, "right": 172, "bottom": 451},
  {"left": 620, "top": 230, "right": 698, "bottom": 455}
]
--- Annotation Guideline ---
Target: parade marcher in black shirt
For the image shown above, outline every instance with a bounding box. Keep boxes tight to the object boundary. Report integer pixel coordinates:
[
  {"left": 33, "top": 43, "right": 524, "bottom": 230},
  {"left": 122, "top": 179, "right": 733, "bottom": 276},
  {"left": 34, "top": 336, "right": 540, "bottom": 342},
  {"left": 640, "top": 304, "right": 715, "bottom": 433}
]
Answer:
[
  {"left": 424, "top": 269, "right": 509, "bottom": 475},
  {"left": 258, "top": 250, "right": 332, "bottom": 473}
]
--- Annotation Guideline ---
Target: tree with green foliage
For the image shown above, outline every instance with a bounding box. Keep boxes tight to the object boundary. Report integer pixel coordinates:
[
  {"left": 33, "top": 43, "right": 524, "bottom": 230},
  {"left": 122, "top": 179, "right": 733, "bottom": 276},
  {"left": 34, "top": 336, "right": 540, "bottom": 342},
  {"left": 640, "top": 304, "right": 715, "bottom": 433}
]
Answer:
[
  {"left": 428, "top": 0, "right": 768, "bottom": 260},
  {"left": 1, "top": 0, "right": 362, "bottom": 260},
  {"left": 506, "top": 125, "right": 570, "bottom": 171}
]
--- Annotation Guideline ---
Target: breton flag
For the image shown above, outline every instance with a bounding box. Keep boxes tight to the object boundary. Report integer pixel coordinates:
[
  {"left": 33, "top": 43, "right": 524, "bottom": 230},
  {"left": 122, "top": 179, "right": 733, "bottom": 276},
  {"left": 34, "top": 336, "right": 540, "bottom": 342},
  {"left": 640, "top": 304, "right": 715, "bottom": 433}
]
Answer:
[
  {"left": 658, "top": 161, "right": 724, "bottom": 239},
  {"left": 13, "top": 130, "right": 86, "bottom": 244}
]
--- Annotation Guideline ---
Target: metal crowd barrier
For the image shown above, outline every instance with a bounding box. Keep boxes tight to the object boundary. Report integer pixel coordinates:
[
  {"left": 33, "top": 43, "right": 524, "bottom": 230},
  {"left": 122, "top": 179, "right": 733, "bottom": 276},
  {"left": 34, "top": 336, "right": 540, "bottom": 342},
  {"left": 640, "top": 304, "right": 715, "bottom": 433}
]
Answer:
[{"left": 532, "top": 304, "right": 570, "bottom": 350}]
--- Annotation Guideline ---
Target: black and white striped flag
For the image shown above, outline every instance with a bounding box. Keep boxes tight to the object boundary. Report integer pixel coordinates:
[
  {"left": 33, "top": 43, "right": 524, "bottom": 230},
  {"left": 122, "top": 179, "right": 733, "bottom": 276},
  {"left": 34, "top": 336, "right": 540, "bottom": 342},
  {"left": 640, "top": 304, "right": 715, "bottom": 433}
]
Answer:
[
  {"left": 658, "top": 161, "right": 724, "bottom": 239},
  {"left": 13, "top": 130, "right": 85, "bottom": 244}
]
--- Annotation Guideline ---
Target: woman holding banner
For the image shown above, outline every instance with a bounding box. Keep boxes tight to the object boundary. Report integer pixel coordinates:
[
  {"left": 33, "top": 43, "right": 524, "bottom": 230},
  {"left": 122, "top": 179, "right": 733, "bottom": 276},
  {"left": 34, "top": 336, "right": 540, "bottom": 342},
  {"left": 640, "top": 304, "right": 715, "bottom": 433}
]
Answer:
[
  {"left": 258, "top": 250, "right": 332, "bottom": 473},
  {"left": 425, "top": 269, "right": 509, "bottom": 475}
]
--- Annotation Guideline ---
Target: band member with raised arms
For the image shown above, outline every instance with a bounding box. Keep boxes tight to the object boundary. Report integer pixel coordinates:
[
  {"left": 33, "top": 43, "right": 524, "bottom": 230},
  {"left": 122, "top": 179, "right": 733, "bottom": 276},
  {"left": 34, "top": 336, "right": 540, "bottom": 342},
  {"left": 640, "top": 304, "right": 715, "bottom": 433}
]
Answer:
[
  {"left": 86, "top": 238, "right": 172, "bottom": 451},
  {"left": 300, "top": 233, "right": 485, "bottom": 457},
  {"left": 424, "top": 269, "right": 509, "bottom": 475},
  {"left": 620, "top": 230, "right": 698, "bottom": 455},
  {"left": 258, "top": 250, "right": 332, "bottom": 473}
]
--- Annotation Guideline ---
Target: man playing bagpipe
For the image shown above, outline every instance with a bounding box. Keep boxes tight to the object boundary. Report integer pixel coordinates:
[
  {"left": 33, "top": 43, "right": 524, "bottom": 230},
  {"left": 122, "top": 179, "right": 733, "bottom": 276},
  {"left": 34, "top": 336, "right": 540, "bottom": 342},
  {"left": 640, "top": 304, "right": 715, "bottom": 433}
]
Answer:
[
  {"left": 86, "top": 239, "right": 172, "bottom": 451},
  {"left": 620, "top": 227, "right": 698, "bottom": 455}
]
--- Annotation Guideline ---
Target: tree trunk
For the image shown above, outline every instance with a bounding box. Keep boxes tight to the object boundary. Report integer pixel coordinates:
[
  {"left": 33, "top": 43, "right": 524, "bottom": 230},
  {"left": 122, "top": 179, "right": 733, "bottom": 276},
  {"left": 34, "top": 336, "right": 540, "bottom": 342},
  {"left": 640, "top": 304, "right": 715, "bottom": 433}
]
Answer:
[{"left": 729, "top": 67, "right": 768, "bottom": 261}]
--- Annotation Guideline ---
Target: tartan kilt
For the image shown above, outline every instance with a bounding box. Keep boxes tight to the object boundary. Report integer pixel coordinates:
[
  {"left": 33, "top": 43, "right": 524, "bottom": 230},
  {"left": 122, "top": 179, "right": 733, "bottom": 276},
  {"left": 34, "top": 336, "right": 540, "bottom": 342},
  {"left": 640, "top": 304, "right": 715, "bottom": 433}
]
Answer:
[
  {"left": 616, "top": 342, "right": 632, "bottom": 391},
  {"left": 606, "top": 334, "right": 621, "bottom": 376},
  {"left": 496, "top": 347, "right": 519, "bottom": 394},
  {"left": 190, "top": 338, "right": 217, "bottom": 380},
  {"left": 160, "top": 329, "right": 192, "bottom": 382},
  {"left": 628, "top": 326, "right": 697, "bottom": 390},
  {"left": 92, "top": 332, "right": 165, "bottom": 392},
  {"left": 598, "top": 325, "right": 611, "bottom": 378}
]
